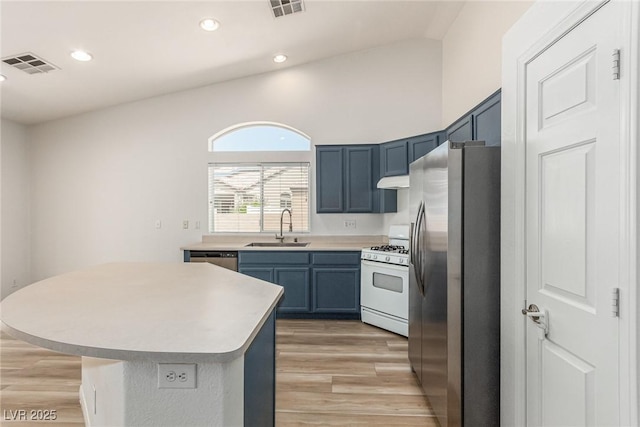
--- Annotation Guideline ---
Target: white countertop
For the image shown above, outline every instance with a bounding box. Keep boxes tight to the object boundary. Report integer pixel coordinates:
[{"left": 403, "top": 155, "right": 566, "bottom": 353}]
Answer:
[
  {"left": 1, "top": 262, "right": 283, "bottom": 363},
  {"left": 181, "top": 234, "right": 386, "bottom": 251}
]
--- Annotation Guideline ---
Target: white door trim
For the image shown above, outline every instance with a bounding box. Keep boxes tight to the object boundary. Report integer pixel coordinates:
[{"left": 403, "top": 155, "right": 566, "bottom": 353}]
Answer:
[{"left": 501, "top": 1, "right": 638, "bottom": 425}]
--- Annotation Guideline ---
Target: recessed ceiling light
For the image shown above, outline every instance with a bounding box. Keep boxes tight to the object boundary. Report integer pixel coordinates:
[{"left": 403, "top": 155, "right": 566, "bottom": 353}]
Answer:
[
  {"left": 0, "top": 74, "right": 6, "bottom": 82},
  {"left": 71, "top": 50, "right": 93, "bottom": 62},
  {"left": 200, "top": 18, "right": 220, "bottom": 32},
  {"left": 273, "top": 54, "right": 287, "bottom": 63}
]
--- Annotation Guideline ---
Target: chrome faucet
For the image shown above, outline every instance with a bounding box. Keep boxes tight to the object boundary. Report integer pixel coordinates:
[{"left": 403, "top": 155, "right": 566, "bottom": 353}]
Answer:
[{"left": 276, "top": 208, "right": 292, "bottom": 242}]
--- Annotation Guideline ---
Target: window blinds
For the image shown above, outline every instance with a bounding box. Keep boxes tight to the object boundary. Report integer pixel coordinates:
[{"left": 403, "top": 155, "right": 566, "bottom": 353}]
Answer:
[{"left": 209, "top": 163, "right": 310, "bottom": 233}]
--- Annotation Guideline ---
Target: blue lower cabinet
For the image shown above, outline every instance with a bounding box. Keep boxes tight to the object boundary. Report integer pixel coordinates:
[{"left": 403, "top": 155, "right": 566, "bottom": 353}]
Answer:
[
  {"left": 312, "top": 268, "right": 360, "bottom": 313},
  {"left": 238, "top": 251, "right": 361, "bottom": 318},
  {"left": 274, "top": 268, "right": 310, "bottom": 312},
  {"left": 244, "top": 310, "right": 275, "bottom": 426}
]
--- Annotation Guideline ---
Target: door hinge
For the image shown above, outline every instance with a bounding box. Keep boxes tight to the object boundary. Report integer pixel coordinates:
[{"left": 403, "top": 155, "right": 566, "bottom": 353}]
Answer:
[
  {"left": 612, "top": 287, "right": 620, "bottom": 317},
  {"left": 612, "top": 49, "right": 621, "bottom": 80}
]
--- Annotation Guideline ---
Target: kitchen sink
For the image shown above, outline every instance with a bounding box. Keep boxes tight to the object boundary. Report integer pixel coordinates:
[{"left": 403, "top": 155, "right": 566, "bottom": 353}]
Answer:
[{"left": 244, "top": 242, "right": 310, "bottom": 247}]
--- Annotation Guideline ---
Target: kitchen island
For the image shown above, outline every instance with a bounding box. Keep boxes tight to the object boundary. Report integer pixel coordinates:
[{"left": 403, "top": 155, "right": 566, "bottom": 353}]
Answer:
[{"left": 0, "top": 262, "right": 283, "bottom": 427}]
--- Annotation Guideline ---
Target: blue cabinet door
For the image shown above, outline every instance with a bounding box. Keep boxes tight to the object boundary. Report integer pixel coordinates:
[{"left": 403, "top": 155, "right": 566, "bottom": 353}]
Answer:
[
  {"left": 344, "top": 146, "right": 374, "bottom": 213},
  {"left": 274, "top": 267, "right": 310, "bottom": 312},
  {"left": 408, "top": 133, "right": 439, "bottom": 163},
  {"left": 312, "top": 268, "right": 360, "bottom": 313},
  {"left": 473, "top": 91, "right": 501, "bottom": 146},
  {"left": 380, "top": 140, "right": 409, "bottom": 177},
  {"left": 316, "top": 145, "right": 396, "bottom": 214},
  {"left": 447, "top": 115, "right": 473, "bottom": 143},
  {"left": 316, "top": 147, "right": 344, "bottom": 213}
]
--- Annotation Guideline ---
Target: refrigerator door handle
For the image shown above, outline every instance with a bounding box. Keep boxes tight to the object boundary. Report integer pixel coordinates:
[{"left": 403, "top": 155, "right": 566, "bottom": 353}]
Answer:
[
  {"left": 410, "top": 202, "right": 421, "bottom": 268},
  {"left": 409, "top": 222, "right": 416, "bottom": 267},
  {"left": 413, "top": 202, "right": 426, "bottom": 295}
]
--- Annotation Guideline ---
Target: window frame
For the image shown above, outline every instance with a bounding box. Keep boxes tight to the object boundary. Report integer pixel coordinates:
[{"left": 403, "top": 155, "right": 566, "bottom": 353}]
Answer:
[
  {"left": 208, "top": 122, "right": 313, "bottom": 234},
  {"left": 208, "top": 162, "right": 311, "bottom": 234}
]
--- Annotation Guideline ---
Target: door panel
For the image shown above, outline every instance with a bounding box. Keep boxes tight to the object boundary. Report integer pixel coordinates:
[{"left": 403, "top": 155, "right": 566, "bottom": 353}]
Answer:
[
  {"left": 541, "top": 340, "right": 595, "bottom": 426},
  {"left": 539, "top": 142, "right": 595, "bottom": 308},
  {"left": 524, "top": 2, "right": 620, "bottom": 426},
  {"left": 539, "top": 48, "right": 596, "bottom": 129}
]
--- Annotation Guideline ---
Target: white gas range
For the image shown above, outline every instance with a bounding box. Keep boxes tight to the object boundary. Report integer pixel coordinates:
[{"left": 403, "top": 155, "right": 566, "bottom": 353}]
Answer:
[{"left": 360, "top": 225, "right": 410, "bottom": 337}]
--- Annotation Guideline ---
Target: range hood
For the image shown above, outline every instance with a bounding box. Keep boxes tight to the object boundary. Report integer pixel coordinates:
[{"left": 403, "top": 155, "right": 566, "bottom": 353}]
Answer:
[{"left": 377, "top": 175, "right": 409, "bottom": 189}]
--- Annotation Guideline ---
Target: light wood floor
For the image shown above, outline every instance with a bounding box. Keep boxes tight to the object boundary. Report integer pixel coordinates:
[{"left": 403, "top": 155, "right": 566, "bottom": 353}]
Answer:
[{"left": 1, "top": 320, "right": 437, "bottom": 426}]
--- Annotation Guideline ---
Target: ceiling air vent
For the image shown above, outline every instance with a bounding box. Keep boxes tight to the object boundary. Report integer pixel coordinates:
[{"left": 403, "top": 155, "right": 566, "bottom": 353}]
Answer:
[
  {"left": 2, "top": 53, "right": 58, "bottom": 74},
  {"left": 270, "top": 0, "right": 304, "bottom": 18}
]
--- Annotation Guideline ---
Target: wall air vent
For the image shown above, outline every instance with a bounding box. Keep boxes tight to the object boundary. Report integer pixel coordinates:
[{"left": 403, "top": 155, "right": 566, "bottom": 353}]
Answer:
[
  {"left": 2, "top": 53, "right": 58, "bottom": 74},
  {"left": 270, "top": 0, "right": 304, "bottom": 18}
]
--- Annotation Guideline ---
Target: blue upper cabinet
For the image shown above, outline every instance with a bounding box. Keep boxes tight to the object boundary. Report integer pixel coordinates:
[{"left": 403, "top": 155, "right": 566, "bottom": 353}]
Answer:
[
  {"left": 316, "top": 145, "right": 396, "bottom": 213},
  {"left": 345, "top": 146, "right": 375, "bottom": 212},
  {"left": 316, "top": 147, "right": 344, "bottom": 213},
  {"left": 473, "top": 91, "right": 501, "bottom": 146},
  {"left": 380, "top": 140, "right": 409, "bottom": 176},
  {"left": 408, "top": 132, "right": 445, "bottom": 164},
  {"left": 447, "top": 115, "right": 473, "bottom": 143},
  {"left": 447, "top": 89, "right": 501, "bottom": 146},
  {"left": 380, "top": 130, "right": 444, "bottom": 176}
]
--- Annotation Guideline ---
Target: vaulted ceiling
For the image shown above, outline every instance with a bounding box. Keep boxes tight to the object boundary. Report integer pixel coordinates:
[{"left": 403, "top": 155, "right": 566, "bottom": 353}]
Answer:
[{"left": 0, "top": 1, "right": 464, "bottom": 125}]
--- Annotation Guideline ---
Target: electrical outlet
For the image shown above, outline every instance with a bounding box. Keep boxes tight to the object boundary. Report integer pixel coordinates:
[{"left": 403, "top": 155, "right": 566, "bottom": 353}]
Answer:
[
  {"left": 155, "top": 220, "right": 162, "bottom": 229},
  {"left": 195, "top": 221, "right": 201, "bottom": 230},
  {"left": 344, "top": 220, "right": 356, "bottom": 229},
  {"left": 157, "top": 363, "right": 196, "bottom": 389},
  {"left": 182, "top": 220, "right": 189, "bottom": 230}
]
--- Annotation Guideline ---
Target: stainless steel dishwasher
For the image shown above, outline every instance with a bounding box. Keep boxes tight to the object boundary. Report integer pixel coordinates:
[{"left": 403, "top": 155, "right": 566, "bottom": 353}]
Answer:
[{"left": 188, "top": 251, "right": 238, "bottom": 271}]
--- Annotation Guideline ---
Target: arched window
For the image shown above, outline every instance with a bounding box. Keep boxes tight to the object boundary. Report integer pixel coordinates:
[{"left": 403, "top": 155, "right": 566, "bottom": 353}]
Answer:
[
  {"left": 208, "top": 123, "right": 311, "bottom": 233},
  {"left": 209, "top": 123, "right": 310, "bottom": 152}
]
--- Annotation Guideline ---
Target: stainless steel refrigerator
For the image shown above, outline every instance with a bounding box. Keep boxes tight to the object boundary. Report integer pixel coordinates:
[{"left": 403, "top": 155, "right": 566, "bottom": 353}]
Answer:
[{"left": 409, "top": 141, "right": 500, "bottom": 427}]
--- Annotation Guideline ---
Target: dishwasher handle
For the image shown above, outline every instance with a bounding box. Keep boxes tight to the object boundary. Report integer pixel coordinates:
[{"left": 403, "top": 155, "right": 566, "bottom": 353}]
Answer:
[{"left": 190, "top": 251, "right": 238, "bottom": 259}]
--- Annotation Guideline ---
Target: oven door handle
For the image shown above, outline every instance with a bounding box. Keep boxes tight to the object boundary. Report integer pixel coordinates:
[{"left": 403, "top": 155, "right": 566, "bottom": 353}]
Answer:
[{"left": 361, "top": 259, "right": 410, "bottom": 271}]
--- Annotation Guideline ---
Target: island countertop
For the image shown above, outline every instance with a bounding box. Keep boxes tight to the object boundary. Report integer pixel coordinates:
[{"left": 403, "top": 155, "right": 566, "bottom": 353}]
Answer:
[{"left": 0, "top": 262, "right": 283, "bottom": 363}]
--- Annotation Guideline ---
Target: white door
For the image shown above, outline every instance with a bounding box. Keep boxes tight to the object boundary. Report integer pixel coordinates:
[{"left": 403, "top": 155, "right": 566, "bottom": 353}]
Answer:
[{"left": 524, "top": 2, "right": 621, "bottom": 425}]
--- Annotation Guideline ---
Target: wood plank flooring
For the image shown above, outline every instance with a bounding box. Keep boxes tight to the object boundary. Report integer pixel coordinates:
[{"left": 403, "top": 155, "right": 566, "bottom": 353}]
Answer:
[{"left": 1, "top": 320, "right": 437, "bottom": 426}]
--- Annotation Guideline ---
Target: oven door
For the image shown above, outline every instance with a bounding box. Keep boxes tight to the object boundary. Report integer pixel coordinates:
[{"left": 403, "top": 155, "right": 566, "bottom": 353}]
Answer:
[{"left": 360, "top": 260, "right": 408, "bottom": 320}]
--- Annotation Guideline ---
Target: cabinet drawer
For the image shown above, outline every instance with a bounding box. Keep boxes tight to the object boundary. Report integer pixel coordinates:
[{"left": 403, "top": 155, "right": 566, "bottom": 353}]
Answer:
[
  {"left": 239, "top": 251, "right": 309, "bottom": 265},
  {"left": 311, "top": 252, "right": 360, "bottom": 266},
  {"left": 238, "top": 268, "right": 274, "bottom": 283}
]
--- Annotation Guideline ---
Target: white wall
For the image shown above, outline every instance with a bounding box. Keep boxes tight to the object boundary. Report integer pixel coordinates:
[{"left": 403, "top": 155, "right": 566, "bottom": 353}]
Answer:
[
  {"left": 441, "top": 0, "right": 533, "bottom": 127},
  {"left": 28, "top": 38, "right": 443, "bottom": 280},
  {"left": 1, "top": 119, "right": 31, "bottom": 298}
]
